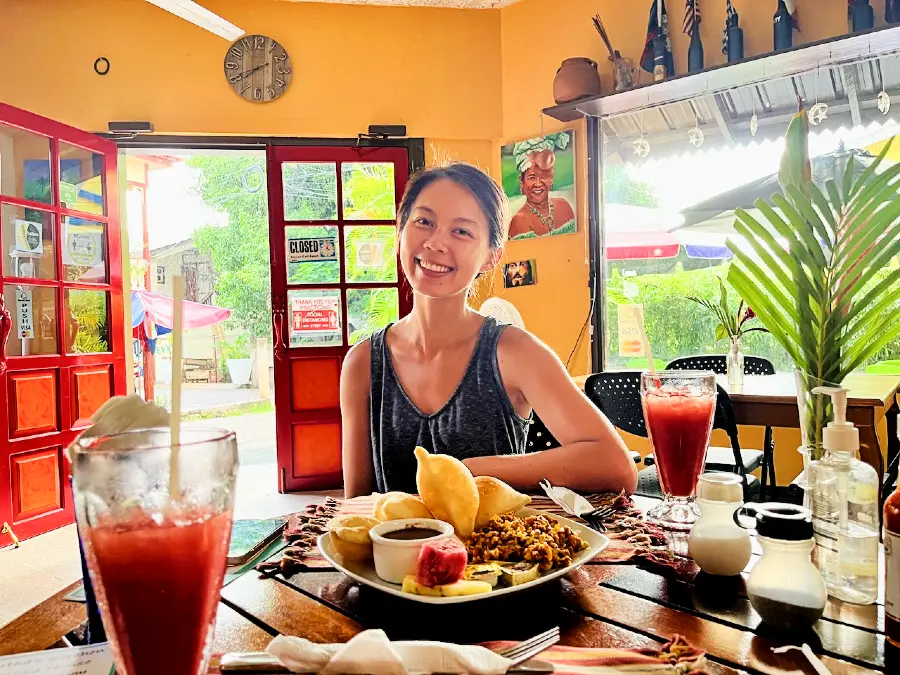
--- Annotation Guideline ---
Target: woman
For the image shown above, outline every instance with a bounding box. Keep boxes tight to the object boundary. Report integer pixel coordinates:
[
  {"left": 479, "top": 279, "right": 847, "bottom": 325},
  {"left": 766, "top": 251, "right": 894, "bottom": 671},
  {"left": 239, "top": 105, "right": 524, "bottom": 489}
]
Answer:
[{"left": 340, "top": 163, "right": 637, "bottom": 499}]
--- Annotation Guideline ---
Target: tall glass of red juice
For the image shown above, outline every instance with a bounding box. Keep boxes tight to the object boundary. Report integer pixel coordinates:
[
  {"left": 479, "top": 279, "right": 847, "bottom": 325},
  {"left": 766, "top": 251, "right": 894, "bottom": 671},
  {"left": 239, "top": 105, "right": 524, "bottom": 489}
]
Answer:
[
  {"left": 641, "top": 371, "right": 716, "bottom": 530},
  {"left": 70, "top": 428, "right": 238, "bottom": 675}
]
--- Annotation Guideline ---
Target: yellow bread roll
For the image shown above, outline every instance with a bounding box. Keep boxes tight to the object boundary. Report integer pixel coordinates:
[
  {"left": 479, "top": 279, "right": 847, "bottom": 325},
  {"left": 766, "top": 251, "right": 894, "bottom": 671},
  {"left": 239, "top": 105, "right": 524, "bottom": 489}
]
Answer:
[
  {"left": 474, "top": 476, "right": 531, "bottom": 530},
  {"left": 414, "top": 446, "right": 479, "bottom": 539},
  {"left": 374, "top": 492, "right": 434, "bottom": 522},
  {"left": 327, "top": 514, "right": 380, "bottom": 561}
]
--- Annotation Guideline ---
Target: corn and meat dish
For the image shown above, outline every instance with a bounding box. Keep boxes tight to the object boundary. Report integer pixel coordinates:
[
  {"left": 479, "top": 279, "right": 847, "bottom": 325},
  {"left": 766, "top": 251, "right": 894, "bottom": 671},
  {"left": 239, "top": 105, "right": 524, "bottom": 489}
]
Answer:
[{"left": 466, "top": 513, "right": 589, "bottom": 573}]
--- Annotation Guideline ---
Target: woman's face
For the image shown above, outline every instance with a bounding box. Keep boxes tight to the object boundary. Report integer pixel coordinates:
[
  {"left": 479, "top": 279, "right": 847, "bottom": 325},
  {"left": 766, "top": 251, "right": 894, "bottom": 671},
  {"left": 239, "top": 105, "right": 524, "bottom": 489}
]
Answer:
[
  {"left": 400, "top": 178, "right": 500, "bottom": 299},
  {"left": 520, "top": 166, "right": 554, "bottom": 206}
]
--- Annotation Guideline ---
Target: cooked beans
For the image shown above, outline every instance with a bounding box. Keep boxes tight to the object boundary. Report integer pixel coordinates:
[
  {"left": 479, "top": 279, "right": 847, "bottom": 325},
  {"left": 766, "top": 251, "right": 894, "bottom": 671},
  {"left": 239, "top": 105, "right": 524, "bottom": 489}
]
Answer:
[{"left": 466, "top": 514, "right": 589, "bottom": 573}]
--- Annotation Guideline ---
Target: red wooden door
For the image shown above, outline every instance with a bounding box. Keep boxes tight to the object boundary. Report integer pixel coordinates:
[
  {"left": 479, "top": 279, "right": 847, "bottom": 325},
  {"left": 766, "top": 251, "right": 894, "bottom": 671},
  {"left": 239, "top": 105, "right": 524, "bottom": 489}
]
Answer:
[
  {"left": 0, "top": 103, "right": 125, "bottom": 542},
  {"left": 268, "top": 146, "right": 410, "bottom": 492}
]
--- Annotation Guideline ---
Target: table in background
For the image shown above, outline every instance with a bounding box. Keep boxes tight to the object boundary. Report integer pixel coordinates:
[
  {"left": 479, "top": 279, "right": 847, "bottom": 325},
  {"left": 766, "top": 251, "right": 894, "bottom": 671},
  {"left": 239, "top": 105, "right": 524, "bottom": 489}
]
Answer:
[
  {"left": 1, "top": 496, "right": 890, "bottom": 674},
  {"left": 573, "top": 372, "right": 900, "bottom": 486}
]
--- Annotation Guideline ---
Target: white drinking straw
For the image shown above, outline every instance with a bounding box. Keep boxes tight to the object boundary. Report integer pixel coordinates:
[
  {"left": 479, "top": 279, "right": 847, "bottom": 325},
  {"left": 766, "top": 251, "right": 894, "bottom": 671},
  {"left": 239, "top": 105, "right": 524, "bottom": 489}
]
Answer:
[
  {"left": 170, "top": 275, "right": 185, "bottom": 502},
  {"left": 632, "top": 305, "right": 658, "bottom": 377}
]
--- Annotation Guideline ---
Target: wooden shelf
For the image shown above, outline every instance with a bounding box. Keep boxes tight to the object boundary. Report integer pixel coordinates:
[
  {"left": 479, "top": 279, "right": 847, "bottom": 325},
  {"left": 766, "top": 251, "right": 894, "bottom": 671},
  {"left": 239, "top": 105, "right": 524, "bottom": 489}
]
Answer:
[{"left": 544, "top": 24, "right": 900, "bottom": 122}]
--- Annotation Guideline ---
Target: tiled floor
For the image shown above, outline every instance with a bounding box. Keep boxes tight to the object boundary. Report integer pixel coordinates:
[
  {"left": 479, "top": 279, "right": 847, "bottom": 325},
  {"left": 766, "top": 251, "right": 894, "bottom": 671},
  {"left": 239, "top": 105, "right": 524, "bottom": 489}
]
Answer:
[{"left": 0, "top": 409, "right": 318, "bottom": 630}]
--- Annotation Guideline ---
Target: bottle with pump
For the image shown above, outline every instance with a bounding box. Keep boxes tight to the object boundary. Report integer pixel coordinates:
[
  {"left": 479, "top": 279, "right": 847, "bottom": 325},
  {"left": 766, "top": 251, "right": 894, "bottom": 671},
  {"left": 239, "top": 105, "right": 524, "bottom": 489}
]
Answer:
[{"left": 807, "top": 386, "right": 879, "bottom": 605}]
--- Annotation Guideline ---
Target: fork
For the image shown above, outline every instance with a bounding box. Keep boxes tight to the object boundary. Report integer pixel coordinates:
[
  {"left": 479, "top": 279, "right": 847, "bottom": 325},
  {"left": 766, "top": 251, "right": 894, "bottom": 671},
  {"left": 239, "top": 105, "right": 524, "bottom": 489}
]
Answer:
[
  {"left": 219, "top": 626, "right": 561, "bottom": 673},
  {"left": 538, "top": 479, "right": 613, "bottom": 533}
]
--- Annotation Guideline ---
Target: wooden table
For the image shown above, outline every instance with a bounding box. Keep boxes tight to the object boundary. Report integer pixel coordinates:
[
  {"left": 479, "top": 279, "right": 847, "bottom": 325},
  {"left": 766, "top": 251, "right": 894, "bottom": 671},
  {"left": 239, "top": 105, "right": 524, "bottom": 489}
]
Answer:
[
  {"left": 1, "top": 497, "right": 892, "bottom": 674},
  {"left": 573, "top": 372, "right": 900, "bottom": 485}
]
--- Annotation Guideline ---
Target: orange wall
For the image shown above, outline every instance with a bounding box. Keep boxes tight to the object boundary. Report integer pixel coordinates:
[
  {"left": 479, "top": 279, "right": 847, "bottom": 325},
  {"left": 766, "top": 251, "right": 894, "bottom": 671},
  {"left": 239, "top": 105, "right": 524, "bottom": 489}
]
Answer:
[{"left": 0, "top": 0, "right": 502, "bottom": 143}]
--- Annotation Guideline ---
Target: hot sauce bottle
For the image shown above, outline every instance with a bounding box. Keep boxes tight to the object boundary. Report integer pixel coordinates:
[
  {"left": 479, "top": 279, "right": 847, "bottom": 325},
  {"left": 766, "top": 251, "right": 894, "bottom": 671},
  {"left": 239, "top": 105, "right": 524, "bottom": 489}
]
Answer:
[{"left": 886, "top": 480, "right": 900, "bottom": 647}]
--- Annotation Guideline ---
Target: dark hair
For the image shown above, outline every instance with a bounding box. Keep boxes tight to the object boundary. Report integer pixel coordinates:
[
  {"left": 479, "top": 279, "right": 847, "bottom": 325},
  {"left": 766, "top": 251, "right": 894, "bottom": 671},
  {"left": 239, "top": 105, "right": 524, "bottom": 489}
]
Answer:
[{"left": 397, "top": 163, "right": 509, "bottom": 249}]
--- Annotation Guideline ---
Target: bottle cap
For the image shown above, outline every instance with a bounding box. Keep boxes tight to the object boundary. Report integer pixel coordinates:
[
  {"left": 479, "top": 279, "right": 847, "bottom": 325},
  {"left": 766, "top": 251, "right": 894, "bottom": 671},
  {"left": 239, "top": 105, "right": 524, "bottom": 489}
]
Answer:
[
  {"left": 735, "top": 503, "right": 814, "bottom": 541},
  {"left": 697, "top": 473, "right": 743, "bottom": 503},
  {"left": 811, "top": 386, "right": 859, "bottom": 452}
]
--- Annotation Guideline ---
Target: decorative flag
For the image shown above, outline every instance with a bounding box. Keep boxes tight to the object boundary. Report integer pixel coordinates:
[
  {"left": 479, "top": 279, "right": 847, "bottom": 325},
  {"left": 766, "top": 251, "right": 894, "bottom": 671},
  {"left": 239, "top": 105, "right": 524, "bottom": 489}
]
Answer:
[
  {"left": 683, "top": 0, "right": 700, "bottom": 35},
  {"left": 722, "top": 0, "right": 737, "bottom": 55},
  {"left": 641, "top": 0, "right": 675, "bottom": 76},
  {"left": 889, "top": 0, "right": 900, "bottom": 23},
  {"left": 784, "top": 0, "right": 801, "bottom": 31}
]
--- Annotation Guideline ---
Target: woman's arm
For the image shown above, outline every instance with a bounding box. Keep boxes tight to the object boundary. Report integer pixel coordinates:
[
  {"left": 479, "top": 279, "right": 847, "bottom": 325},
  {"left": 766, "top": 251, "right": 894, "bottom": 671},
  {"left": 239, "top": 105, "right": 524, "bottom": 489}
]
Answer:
[
  {"left": 340, "top": 341, "right": 374, "bottom": 498},
  {"left": 464, "top": 328, "right": 638, "bottom": 495}
]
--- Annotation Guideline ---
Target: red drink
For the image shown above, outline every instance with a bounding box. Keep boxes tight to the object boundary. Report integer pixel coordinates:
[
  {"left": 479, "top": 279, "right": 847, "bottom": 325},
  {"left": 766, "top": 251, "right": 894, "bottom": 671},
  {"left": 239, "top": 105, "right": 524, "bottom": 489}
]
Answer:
[
  {"left": 642, "top": 391, "right": 715, "bottom": 497},
  {"left": 84, "top": 509, "right": 233, "bottom": 675}
]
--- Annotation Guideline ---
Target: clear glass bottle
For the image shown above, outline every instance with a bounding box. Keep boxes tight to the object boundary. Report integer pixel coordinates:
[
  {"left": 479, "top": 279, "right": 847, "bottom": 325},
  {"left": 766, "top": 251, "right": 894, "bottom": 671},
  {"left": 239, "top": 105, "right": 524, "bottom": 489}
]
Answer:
[
  {"left": 736, "top": 502, "right": 826, "bottom": 630},
  {"left": 727, "top": 337, "right": 744, "bottom": 387},
  {"left": 808, "top": 386, "right": 879, "bottom": 605}
]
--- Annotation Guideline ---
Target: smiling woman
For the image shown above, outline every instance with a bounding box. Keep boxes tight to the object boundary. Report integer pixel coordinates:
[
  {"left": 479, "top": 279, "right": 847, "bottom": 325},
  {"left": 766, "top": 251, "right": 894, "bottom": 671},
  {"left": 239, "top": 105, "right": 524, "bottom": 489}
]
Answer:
[{"left": 339, "top": 163, "right": 637, "bottom": 498}]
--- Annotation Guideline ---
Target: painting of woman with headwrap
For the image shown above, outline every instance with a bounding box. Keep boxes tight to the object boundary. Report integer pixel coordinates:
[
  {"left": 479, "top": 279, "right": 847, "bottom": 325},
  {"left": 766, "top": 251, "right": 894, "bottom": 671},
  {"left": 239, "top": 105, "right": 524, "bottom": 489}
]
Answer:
[{"left": 502, "top": 131, "right": 577, "bottom": 240}]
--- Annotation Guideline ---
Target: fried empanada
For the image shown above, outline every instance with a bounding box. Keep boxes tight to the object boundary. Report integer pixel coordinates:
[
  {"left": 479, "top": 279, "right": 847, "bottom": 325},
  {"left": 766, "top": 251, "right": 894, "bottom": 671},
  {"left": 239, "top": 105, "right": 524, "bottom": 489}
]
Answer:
[
  {"left": 373, "top": 492, "right": 434, "bottom": 522},
  {"left": 414, "top": 446, "right": 479, "bottom": 539},
  {"left": 474, "top": 476, "right": 531, "bottom": 530}
]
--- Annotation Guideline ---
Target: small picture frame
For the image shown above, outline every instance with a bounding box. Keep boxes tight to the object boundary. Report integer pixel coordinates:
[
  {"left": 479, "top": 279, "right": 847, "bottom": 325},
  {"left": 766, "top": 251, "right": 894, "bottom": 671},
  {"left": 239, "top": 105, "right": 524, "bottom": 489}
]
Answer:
[{"left": 503, "top": 260, "right": 537, "bottom": 288}]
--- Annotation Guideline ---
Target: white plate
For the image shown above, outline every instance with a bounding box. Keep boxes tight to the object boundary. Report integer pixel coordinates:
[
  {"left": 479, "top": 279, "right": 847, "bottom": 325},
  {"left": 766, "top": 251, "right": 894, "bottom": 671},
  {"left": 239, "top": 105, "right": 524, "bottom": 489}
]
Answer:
[{"left": 317, "top": 507, "right": 610, "bottom": 605}]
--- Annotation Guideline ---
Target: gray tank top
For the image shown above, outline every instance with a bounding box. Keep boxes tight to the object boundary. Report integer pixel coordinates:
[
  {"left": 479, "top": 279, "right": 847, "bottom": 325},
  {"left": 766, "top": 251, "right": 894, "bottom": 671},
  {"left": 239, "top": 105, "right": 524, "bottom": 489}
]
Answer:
[{"left": 369, "top": 317, "right": 529, "bottom": 493}]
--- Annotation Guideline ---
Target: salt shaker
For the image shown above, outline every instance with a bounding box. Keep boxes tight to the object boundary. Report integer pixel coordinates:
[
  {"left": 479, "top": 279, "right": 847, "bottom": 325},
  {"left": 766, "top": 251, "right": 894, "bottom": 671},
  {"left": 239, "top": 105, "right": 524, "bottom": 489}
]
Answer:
[
  {"left": 735, "top": 503, "right": 827, "bottom": 631},
  {"left": 688, "top": 474, "right": 752, "bottom": 576}
]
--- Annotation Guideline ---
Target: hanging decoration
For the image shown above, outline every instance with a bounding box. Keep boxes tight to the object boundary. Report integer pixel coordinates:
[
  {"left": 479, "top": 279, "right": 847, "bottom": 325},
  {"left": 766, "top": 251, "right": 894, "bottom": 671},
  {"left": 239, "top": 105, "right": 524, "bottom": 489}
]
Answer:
[
  {"left": 688, "top": 126, "right": 705, "bottom": 148},
  {"left": 641, "top": 0, "right": 674, "bottom": 80},
  {"left": 750, "top": 113, "right": 759, "bottom": 137},
  {"left": 809, "top": 66, "right": 828, "bottom": 126},
  {"left": 683, "top": 0, "right": 699, "bottom": 34},
  {"left": 784, "top": 0, "right": 801, "bottom": 30},
  {"left": 633, "top": 112, "right": 650, "bottom": 158},
  {"left": 878, "top": 90, "right": 892, "bottom": 115}
]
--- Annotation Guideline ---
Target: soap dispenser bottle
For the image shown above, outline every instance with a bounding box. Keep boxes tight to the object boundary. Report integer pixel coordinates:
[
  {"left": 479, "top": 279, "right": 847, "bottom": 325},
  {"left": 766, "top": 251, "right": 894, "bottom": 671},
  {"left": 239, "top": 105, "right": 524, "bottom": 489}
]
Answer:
[{"left": 808, "top": 386, "right": 879, "bottom": 605}]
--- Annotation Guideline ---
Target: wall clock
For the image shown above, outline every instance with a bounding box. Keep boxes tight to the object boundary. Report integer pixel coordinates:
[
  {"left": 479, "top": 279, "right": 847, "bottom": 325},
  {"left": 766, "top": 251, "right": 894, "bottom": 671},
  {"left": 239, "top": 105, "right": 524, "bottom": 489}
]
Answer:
[{"left": 224, "top": 34, "right": 292, "bottom": 103}]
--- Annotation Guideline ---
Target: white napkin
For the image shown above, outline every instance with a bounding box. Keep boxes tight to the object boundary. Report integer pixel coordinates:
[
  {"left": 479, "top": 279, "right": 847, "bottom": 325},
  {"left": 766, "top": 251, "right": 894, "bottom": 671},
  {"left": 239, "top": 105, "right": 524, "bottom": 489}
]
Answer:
[{"left": 266, "top": 629, "right": 513, "bottom": 675}]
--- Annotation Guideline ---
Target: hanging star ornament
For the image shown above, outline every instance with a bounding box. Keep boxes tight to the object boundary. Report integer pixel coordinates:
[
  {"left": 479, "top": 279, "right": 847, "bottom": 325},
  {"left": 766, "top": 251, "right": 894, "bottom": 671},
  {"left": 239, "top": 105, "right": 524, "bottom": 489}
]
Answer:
[
  {"left": 633, "top": 137, "right": 650, "bottom": 158},
  {"left": 809, "top": 102, "right": 828, "bottom": 126},
  {"left": 879, "top": 90, "right": 892, "bottom": 115},
  {"left": 749, "top": 113, "right": 759, "bottom": 137},
  {"left": 688, "top": 126, "right": 705, "bottom": 147}
]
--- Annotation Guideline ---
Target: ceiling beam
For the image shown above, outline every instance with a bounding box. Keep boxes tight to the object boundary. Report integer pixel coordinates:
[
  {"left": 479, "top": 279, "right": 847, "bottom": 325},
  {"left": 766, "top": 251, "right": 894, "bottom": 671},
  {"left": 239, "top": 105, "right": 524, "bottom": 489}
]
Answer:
[
  {"left": 841, "top": 65, "right": 863, "bottom": 126},
  {"left": 706, "top": 95, "right": 735, "bottom": 143}
]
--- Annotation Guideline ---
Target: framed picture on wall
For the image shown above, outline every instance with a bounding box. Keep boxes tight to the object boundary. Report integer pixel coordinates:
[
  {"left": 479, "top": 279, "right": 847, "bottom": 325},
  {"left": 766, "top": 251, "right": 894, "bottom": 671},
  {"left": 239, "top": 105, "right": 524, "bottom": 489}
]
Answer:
[
  {"left": 501, "top": 130, "right": 576, "bottom": 241},
  {"left": 503, "top": 259, "right": 537, "bottom": 288}
]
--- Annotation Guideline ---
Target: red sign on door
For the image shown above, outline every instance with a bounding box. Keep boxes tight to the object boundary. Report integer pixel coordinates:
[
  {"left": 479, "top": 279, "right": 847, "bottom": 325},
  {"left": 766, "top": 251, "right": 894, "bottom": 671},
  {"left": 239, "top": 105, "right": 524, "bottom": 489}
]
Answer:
[{"left": 291, "top": 295, "right": 340, "bottom": 335}]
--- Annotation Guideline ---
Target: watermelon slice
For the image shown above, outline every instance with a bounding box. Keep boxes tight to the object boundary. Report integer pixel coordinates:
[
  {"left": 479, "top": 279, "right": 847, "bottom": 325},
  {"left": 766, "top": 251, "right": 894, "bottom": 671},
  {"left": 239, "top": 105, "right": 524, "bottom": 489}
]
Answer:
[{"left": 416, "top": 537, "right": 468, "bottom": 587}]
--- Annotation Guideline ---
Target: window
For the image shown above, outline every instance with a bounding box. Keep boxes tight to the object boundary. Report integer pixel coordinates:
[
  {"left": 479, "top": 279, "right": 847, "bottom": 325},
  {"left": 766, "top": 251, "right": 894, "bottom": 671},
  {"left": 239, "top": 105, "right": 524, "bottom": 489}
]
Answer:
[
  {"left": 156, "top": 265, "right": 165, "bottom": 285},
  {"left": 596, "top": 71, "right": 900, "bottom": 373}
]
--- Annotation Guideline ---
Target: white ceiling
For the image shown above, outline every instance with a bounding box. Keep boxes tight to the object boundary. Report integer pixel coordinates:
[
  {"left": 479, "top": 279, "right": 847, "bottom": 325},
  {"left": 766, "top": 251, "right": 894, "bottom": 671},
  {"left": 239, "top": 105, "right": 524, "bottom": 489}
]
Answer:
[{"left": 281, "top": 0, "right": 521, "bottom": 8}]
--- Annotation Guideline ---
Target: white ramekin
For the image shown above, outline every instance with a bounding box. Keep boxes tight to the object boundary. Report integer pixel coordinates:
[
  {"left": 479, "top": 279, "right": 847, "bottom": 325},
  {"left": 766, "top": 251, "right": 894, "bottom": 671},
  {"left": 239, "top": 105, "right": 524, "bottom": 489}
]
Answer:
[{"left": 369, "top": 518, "right": 454, "bottom": 584}]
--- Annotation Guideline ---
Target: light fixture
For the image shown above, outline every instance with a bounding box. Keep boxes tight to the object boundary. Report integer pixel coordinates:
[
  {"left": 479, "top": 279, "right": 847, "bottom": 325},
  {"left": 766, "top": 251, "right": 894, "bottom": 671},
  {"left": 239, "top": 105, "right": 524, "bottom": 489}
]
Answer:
[{"left": 145, "top": 0, "right": 244, "bottom": 41}]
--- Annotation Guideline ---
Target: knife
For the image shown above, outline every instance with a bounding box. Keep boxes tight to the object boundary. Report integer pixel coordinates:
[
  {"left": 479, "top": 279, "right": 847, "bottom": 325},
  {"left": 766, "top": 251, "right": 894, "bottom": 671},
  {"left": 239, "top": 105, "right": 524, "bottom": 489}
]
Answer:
[{"left": 219, "top": 652, "right": 555, "bottom": 674}]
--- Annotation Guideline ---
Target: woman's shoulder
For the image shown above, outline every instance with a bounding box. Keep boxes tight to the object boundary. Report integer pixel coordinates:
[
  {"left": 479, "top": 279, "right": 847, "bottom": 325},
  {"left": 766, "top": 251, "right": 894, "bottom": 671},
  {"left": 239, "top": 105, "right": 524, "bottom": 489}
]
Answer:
[
  {"left": 552, "top": 197, "right": 575, "bottom": 220},
  {"left": 342, "top": 338, "right": 372, "bottom": 382},
  {"left": 496, "top": 324, "right": 553, "bottom": 361}
]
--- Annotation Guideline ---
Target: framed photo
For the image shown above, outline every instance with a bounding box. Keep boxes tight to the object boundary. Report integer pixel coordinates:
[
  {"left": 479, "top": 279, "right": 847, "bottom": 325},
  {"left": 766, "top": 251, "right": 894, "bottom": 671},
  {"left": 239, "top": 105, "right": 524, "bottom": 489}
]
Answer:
[
  {"left": 503, "top": 260, "right": 537, "bottom": 288},
  {"left": 501, "top": 131, "right": 576, "bottom": 241}
]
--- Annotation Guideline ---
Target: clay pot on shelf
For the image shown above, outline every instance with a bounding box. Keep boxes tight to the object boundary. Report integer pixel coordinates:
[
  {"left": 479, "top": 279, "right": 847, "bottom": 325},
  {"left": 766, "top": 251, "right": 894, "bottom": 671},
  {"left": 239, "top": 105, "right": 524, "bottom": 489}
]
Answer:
[{"left": 553, "top": 58, "right": 602, "bottom": 104}]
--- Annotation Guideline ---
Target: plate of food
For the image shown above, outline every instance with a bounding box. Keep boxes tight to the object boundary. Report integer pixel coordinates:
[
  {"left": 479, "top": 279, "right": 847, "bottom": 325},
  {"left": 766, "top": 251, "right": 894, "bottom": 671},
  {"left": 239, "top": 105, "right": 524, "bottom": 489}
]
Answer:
[{"left": 318, "top": 447, "right": 609, "bottom": 604}]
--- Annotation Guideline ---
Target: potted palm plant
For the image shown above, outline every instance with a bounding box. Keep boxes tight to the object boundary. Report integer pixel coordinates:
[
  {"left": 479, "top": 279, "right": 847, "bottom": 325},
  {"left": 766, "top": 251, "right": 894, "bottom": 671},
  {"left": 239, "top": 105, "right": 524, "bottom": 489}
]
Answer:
[{"left": 726, "top": 106, "right": 900, "bottom": 469}]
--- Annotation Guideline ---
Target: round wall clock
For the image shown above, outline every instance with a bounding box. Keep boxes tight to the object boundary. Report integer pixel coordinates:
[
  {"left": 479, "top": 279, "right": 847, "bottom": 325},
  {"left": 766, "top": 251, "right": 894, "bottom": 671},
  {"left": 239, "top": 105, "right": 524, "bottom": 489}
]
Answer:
[{"left": 224, "top": 34, "right": 292, "bottom": 103}]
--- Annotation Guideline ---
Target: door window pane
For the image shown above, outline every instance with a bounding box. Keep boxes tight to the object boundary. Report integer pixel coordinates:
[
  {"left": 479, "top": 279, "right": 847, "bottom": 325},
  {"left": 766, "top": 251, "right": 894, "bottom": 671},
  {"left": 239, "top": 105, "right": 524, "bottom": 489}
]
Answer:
[
  {"left": 341, "top": 162, "right": 396, "bottom": 220},
  {"left": 0, "top": 124, "right": 52, "bottom": 205},
  {"left": 2, "top": 205, "right": 56, "bottom": 280},
  {"left": 63, "top": 217, "right": 107, "bottom": 283},
  {"left": 282, "top": 162, "right": 337, "bottom": 221},
  {"left": 286, "top": 226, "right": 339, "bottom": 285},
  {"left": 66, "top": 289, "right": 109, "bottom": 354},
  {"left": 347, "top": 288, "right": 399, "bottom": 345},
  {"left": 344, "top": 226, "right": 397, "bottom": 283},
  {"left": 3, "top": 285, "right": 58, "bottom": 356},
  {"left": 59, "top": 142, "right": 106, "bottom": 216},
  {"left": 288, "top": 288, "right": 343, "bottom": 348}
]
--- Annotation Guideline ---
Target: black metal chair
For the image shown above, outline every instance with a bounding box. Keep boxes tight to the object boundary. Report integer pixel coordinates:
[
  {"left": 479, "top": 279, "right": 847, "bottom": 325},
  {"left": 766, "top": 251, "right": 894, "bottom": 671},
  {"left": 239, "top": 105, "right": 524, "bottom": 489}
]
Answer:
[
  {"left": 583, "top": 372, "right": 760, "bottom": 501},
  {"left": 526, "top": 411, "right": 642, "bottom": 464},
  {"left": 667, "top": 355, "right": 776, "bottom": 500}
]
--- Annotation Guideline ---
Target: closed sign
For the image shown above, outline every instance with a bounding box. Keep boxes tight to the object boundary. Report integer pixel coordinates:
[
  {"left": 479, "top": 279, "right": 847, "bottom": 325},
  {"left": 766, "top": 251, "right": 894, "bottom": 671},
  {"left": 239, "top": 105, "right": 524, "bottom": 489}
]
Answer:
[{"left": 286, "top": 237, "right": 337, "bottom": 263}]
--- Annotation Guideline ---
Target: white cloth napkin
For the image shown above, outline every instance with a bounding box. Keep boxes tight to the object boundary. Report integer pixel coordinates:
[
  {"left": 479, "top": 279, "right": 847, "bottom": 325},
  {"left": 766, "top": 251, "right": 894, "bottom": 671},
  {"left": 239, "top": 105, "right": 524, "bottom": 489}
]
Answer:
[{"left": 266, "top": 629, "right": 513, "bottom": 675}]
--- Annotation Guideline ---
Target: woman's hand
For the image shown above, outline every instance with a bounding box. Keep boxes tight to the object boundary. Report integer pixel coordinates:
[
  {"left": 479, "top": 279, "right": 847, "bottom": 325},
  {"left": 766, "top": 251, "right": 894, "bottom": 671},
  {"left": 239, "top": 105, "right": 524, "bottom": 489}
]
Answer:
[{"left": 464, "top": 328, "right": 638, "bottom": 495}]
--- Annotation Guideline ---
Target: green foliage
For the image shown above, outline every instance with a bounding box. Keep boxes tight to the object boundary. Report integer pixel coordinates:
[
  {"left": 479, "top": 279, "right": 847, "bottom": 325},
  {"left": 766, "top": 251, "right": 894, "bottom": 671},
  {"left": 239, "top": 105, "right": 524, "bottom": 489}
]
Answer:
[
  {"left": 189, "top": 156, "right": 272, "bottom": 338},
  {"left": 603, "top": 163, "right": 659, "bottom": 207},
  {"left": 687, "top": 275, "right": 769, "bottom": 342},
  {"left": 727, "top": 110, "right": 900, "bottom": 456},
  {"left": 69, "top": 290, "right": 108, "bottom": 353},
  {"left": 221, "top": 334, "right": 252, "bottom": 360}
]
